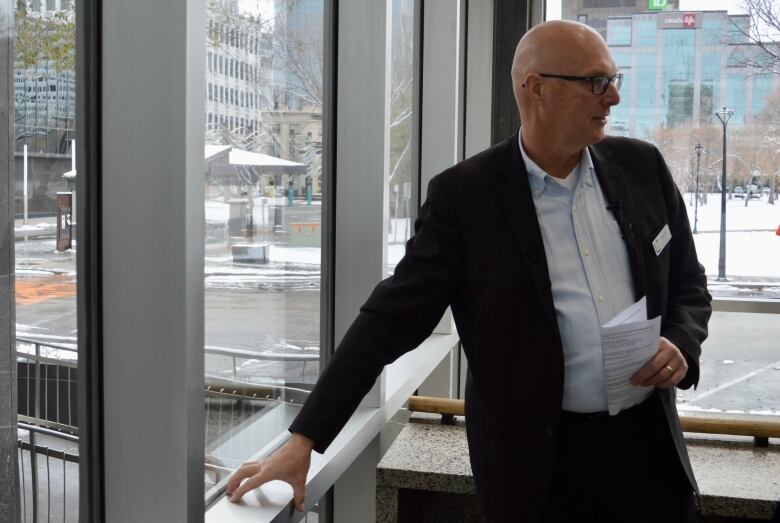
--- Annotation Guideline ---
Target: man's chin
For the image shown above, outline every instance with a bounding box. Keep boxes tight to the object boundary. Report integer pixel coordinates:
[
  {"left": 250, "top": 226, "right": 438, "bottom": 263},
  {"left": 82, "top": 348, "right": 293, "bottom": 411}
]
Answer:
[{"left": 586, "top": 128, "right": 607, "bottom": 145}]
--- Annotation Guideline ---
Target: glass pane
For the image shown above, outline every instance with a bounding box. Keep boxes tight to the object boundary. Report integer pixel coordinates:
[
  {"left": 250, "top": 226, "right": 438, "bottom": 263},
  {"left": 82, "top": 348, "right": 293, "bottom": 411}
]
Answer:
[
  {"left": 13, "top": 0, "right": 79, "bottom": 520},
  {"left": 386, "top": 0, "right": 415, "bottom": 275},
  {"left": 549, "top": 1, "right": 780, "bottom": 417},
  {"left": 203, "top": 0, "right": 324, "bottom": 497}
]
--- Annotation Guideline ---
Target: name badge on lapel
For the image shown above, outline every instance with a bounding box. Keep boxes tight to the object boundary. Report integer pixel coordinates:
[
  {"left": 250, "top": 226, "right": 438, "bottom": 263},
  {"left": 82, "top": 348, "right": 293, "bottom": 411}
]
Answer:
[{"left": 652, "top": 224, "right": 672, "bottom": 256}]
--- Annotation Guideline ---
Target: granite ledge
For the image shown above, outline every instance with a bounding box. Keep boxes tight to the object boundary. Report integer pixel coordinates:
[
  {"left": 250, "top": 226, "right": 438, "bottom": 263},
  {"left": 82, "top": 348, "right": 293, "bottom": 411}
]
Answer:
[{"left": 377, "top": 416, "right": 780, "bottom": 520}]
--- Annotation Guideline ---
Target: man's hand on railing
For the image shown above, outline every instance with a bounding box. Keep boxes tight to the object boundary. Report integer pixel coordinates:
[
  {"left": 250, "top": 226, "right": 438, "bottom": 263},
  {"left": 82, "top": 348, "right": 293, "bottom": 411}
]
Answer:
[{"left": 225, "top": 432, "right": 314, "bottom": 512}]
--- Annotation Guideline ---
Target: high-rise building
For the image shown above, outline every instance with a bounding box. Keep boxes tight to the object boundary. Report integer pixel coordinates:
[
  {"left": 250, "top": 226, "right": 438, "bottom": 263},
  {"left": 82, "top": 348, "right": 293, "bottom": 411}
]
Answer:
[
  {"left": 205, "top": 0, "right": 269, "bottom": 148},
  {"left": 562, "top": 0, "right": 680, "bottom": 38},
  {"left": 205, "top": 0, "right": 322, "bottom": 165},
  {"left": 605, "top": 10, "right": 778, "bottom": 139}
]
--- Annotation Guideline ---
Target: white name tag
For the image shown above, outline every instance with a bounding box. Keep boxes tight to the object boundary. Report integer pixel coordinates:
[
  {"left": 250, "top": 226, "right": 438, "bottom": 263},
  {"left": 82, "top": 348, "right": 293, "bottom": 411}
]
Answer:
[{"left": 652, "top": 224, "right": 672, "bottom": 256}]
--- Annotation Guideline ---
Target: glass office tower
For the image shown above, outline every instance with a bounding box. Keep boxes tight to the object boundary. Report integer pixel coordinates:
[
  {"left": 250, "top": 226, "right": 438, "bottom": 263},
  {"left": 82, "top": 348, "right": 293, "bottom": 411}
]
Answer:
[{"left": 605, "top": 11, "right": 779, "bottom": 140}]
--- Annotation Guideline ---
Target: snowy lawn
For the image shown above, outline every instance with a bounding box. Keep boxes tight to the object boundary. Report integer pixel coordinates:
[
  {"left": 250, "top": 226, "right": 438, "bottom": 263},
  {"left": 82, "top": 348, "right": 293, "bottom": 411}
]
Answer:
[{"left": 683, "top": 194, "right": 780, "bottom": 280}]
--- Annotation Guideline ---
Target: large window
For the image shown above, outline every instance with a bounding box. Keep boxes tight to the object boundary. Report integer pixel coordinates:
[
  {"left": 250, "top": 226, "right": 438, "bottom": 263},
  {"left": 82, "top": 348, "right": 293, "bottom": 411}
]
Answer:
[
  {"left": 12, "top": 0, "right": 79, "bottom": 520},
  {"left": 548, "top": 2, "right": 780, "bottom": 418},
  {"left": 387, "top": 0, "right": 415, "bottom": 274},
  {"left": 202, "top": 0, "right": 324, "bottom": 502}
]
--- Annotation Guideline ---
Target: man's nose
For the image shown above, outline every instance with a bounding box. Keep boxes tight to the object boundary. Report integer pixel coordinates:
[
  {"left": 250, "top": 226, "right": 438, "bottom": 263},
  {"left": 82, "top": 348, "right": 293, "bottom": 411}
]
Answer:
[{"left": 602, "top": 82, "right": 620, "bottom": 106}]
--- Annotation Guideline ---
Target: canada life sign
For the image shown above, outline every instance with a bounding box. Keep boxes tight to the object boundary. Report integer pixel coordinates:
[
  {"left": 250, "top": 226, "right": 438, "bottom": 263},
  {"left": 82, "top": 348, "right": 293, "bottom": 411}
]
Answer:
[{"left": 658, "top": 12, "right": 699, "bottom": 29}]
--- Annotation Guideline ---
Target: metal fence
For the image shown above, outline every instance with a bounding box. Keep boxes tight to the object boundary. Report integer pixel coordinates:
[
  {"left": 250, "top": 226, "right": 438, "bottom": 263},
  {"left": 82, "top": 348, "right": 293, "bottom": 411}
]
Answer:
[
  {"left": 16, "top": 337, "right": 79, "bottom": 434},
  {"left": 17, "top": 422, "right": 79, "bottom": 523},
  {"left": 16, "top": 338, "right": 79, "bottom": 522}
]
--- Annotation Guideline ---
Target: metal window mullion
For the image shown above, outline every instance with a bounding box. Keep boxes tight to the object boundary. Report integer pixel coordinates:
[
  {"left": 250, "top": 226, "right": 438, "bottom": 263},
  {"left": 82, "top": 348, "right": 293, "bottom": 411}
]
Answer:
[
  {"left": 76, "top": 0, "right": 105, "bottom": 519},
  {"left": 333, "top": 0, "right": 392, "bottom": 409},
  {"left": 99, "top": 0, "right": 206, "bottom": 521}
]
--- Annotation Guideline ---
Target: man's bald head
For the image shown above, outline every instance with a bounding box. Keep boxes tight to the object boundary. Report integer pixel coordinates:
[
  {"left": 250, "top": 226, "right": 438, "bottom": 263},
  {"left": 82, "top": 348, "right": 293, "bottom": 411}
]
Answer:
[{"left": 511, "top": 20, "right": 609, "bottom": 115}]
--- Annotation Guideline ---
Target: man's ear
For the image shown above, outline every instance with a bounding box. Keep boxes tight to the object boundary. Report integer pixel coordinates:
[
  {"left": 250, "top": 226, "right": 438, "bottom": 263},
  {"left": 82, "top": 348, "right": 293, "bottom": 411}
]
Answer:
[{"left": 526, "top": 74, "right": 543, "bottom": 101}]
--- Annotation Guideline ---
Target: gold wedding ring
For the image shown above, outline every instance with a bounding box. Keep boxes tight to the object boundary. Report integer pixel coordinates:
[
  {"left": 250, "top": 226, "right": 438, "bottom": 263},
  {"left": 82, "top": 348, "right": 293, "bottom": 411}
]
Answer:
[{"left": 665, "top": 364, "right": 675, "bottom": 374}]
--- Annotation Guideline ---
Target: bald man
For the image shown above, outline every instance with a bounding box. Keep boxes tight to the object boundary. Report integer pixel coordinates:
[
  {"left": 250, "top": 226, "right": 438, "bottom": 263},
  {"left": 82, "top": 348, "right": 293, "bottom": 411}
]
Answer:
[{"left": 227, "top": 20, "right": 711, "bottom": 522}]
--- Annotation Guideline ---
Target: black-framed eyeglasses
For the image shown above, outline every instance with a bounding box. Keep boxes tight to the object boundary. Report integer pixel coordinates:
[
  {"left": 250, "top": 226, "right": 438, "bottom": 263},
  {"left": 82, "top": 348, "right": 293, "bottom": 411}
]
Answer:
[{"left": 538, "top": 73, "right": 623, "bottom": 95}]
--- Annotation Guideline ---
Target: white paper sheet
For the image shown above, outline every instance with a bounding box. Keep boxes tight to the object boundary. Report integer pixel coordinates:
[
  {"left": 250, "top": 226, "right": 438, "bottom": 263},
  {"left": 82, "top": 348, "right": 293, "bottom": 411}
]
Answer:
[{"left": 601, "top": 297, "right": 660, "bottom": 415}]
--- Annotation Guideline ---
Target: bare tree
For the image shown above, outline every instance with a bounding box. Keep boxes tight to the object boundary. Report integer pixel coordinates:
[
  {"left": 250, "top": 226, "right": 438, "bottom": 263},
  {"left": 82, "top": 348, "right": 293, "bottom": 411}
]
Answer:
[{"left": 730, "top": 0, "right": 780, "bottom": 75}]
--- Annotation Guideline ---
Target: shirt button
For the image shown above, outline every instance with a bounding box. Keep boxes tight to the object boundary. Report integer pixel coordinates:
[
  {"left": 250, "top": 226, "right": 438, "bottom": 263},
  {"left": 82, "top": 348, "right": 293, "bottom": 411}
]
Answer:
[
  {"left": 583, "top": 248, "right": 591, "bottom": 256},
  {"left": 597, "top": 294, "right": 605, "bottom": 302}
]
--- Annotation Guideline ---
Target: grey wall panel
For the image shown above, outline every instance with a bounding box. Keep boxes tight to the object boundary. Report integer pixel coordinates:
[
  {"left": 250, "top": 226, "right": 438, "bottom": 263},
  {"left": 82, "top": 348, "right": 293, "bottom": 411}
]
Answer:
[{"left": 101, "top": 0, "right": 205, "bottom": 520}]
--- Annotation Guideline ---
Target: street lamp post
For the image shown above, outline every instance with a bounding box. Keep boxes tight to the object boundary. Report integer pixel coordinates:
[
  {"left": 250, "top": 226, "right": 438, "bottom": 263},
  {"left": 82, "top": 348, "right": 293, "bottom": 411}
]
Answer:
[
  {"left": 714, "top": 107, "right": 733, "bottom": 281},
  {"left": 693, "top": 143, "right": 704, "bottom": 234}
]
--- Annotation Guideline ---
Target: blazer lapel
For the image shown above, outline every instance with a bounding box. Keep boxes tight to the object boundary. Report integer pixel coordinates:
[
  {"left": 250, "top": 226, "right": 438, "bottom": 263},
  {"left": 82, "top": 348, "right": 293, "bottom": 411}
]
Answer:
[
  {"left": 493, "top": 132, "right": 558, "bottom": 326},
  {"left": 588, "top": 143, "right": 646, "bottom": 300}
]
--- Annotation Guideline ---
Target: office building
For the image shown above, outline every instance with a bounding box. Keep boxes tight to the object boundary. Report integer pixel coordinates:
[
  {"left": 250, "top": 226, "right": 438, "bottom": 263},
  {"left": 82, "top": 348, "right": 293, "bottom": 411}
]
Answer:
[
  {"left": 562, "top": 0, "right": 680, "bottom": 38},
  {"left": 606, "top": 10, "right": 779, "bottom": 139}
]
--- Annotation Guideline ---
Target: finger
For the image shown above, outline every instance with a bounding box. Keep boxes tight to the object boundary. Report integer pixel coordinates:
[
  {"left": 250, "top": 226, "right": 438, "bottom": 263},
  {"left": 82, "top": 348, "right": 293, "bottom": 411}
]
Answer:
[
  {"left": 641, "top": 364, "right": 676, "bottom": 387},
  {"left": 655, "top": 366, "right": 687, "bottom": 389},
  {"left": 630, "top": 352, "right": 668, "bottom": 385},
  {"left": 226, "top": 464, "right": 258, "bottom": 495},
  {"left": 640, "top": 355, "right": 687, "bottom": 387},
  {"left": 230, "top": 468, "right": 270, "bottom": 503},
  {"left": 292, "top": 483, "right": 306, "bottom": 512},
  {"left": 630, "top": 337, "right": 682, "bottom": 385}
]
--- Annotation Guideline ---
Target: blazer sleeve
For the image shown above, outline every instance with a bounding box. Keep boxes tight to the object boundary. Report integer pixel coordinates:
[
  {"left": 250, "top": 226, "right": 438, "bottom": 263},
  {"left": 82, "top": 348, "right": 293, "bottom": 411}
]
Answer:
[
  {"left": 654, "top": 146, "right": 712, "bottom": 390},
  {"left": 288, "top": 174, "right": 462, "bottom": 453}
]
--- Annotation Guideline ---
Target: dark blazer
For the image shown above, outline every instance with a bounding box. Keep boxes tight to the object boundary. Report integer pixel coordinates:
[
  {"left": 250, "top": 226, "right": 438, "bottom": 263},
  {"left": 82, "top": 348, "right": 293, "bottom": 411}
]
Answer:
[{"left": 290, "top": 132, "right": 712, "bottom": 521}]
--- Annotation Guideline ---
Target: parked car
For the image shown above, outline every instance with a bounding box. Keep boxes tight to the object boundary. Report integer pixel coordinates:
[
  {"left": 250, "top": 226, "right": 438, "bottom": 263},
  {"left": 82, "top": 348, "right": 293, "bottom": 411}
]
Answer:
[
  {"left": 761, "top": 187, "right": 770, "bottom": 198},
  {"left": 748, "top": 184, "right": 761, "bottom": 199},
  {"left": 733, "top": 186, "right": 745, "bottom": 199}
]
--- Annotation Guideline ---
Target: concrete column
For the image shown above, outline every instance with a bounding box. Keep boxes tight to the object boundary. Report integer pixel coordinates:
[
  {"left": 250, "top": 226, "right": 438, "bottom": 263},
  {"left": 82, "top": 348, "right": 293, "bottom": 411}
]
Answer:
[{"left": 0, "top": 0, "right": 20, "bottom": 520}]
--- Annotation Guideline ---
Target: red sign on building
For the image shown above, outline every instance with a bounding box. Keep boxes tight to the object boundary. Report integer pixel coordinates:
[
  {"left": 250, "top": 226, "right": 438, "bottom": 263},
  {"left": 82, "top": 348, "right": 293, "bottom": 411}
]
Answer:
[{"left": 682, "top": 13, "right": 696, "bottom": 28}]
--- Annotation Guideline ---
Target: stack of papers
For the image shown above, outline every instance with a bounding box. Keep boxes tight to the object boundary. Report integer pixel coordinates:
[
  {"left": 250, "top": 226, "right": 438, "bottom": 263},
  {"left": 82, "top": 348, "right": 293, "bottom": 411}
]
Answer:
[{"left": 601, "top": 297, "right": 660, "bottom": 415}]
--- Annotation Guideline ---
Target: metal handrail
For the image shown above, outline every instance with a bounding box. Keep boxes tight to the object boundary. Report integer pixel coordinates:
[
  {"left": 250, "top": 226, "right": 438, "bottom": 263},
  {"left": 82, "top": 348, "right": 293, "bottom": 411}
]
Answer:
[
  {"left": 18, "top": 421, "right": 79, "bottom": 443},
  {"left": 16, "top": 336, "right": 78, "bottom": 353},
  {"left": 205, "top": 344, "right": 318, "bottom": 379},
  {"left": 408, "top": 395, "right": 780, "bottom": 445},
  {"left": 205, "top": 376, "right": 314, "bottom": 397}
]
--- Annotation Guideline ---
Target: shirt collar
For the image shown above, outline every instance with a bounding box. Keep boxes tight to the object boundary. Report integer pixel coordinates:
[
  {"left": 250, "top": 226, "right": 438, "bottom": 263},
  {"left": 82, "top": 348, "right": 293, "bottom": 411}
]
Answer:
[{"left": 518, "top": 129, "right": 595, "bottom": 198}]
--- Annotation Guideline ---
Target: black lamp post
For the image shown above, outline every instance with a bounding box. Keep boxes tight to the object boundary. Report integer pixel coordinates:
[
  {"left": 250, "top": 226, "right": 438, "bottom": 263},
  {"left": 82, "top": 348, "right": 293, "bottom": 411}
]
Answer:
[
  {"left": 693, "top": 143, "right": 704, "bottom": 234},
  {"left": 714, "top": 107, "right": 733, "bottom": 281}
]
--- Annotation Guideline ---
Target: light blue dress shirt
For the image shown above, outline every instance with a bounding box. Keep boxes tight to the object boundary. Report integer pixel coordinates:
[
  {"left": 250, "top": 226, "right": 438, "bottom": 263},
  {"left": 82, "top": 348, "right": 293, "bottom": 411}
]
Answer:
[{"left": 518, "top": 133, "right": 649, "bottom": 413}]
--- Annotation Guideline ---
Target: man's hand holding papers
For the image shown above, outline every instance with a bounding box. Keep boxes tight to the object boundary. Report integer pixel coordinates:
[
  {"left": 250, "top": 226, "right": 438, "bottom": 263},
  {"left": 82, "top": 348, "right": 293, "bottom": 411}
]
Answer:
[
  {"left": 630, "top": 336, "right": 689, "bottom": 390},
  {"left": 601, "top": 297, "right": 690, "bottom": 415}
]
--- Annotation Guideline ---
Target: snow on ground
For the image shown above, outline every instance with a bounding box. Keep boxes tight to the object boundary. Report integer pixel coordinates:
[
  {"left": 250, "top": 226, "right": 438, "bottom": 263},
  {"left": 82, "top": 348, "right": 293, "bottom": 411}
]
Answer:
[
  {"left": 693, "top": 231, "right": 780, "bottom": 279},
  {"left": 15, "top": 222, "right": 55, "bottom": 231},
  {"left": 268, "top": 246, "right": 320, "bottom": 265},
  {"left": 205, "top": 197, "right": 780, "bottom": 283},
  {"left": 683, "top": 193, "right": 779, "bottom": 232},
  {"left": 683, "top": 194, "right": 780, "bottom": 280}
]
